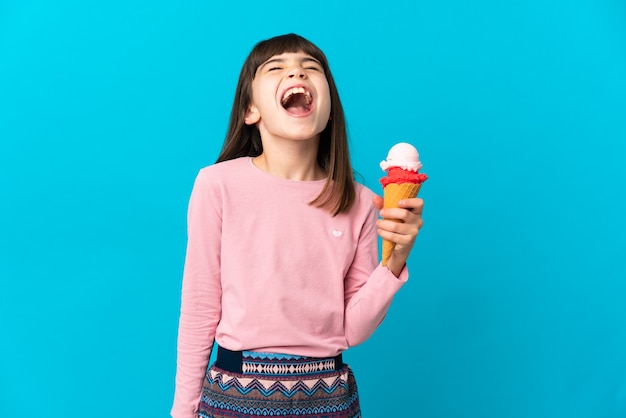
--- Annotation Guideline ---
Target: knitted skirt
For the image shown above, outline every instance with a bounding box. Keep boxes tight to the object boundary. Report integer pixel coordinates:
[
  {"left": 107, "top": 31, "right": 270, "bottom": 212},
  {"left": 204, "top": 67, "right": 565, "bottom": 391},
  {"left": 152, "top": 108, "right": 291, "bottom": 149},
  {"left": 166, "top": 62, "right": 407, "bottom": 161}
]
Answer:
[{"left": 197, "top": 347, "right": 361, "bottom": 418}]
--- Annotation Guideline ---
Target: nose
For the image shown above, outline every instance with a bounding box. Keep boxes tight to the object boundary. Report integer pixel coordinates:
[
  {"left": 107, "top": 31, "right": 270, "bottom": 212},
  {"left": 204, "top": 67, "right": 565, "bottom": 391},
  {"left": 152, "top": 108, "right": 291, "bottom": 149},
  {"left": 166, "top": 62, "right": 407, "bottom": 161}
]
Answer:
[{"left": 287, "top": 66, "right": 307, "bottom": 79}]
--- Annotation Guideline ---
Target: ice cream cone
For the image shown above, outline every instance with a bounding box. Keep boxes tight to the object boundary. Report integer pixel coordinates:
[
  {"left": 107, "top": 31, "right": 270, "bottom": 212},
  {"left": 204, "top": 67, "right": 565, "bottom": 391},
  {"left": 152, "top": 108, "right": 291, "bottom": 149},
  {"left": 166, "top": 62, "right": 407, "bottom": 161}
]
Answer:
[
  {"left": 381, "top": 182, "right": 422, "bottom": 266},
  {"left": 379, "top": 142, "right": 428, "bottom": 266}
]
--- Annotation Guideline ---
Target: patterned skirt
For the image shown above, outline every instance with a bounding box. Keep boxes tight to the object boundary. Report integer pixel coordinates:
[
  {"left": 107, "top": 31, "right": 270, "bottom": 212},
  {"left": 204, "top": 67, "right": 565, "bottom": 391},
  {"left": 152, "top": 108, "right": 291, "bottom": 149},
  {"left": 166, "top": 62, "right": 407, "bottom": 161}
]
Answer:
[{"left": 198, "top": 348, "right": 361, "bottom": 418}]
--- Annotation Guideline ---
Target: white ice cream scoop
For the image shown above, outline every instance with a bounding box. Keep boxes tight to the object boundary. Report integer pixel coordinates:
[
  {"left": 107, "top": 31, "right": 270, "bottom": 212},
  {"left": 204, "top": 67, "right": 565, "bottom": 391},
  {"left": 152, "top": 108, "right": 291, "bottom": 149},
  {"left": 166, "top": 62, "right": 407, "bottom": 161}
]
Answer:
[{"left": 380, "top": 142, "right": 422, "bottom": 172}]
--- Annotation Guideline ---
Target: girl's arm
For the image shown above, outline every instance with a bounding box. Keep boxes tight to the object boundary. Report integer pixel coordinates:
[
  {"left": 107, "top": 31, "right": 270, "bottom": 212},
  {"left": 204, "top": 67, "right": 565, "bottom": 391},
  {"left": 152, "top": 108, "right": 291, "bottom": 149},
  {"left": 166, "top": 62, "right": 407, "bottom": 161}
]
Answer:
[
  {"left": 171, "top": 170, "right": 223, "bottom": 418},
  {"left": 343, "top": 195, "right": 424, "bottom": 347}
]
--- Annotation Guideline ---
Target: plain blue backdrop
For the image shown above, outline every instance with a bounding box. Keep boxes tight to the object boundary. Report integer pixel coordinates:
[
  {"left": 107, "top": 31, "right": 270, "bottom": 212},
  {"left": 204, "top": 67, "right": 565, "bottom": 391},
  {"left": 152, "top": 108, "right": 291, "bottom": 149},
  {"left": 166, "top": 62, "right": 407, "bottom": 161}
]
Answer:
[{"left": 1, "top": 0, "right": 625, "bottom": 417}]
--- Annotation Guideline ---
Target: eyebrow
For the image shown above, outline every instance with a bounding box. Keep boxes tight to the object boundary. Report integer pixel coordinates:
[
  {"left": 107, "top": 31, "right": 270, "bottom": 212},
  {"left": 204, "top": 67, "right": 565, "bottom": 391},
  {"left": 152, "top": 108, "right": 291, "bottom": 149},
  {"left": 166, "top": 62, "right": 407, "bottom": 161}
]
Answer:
[{"left": 259, "top": 56, "right": 322, "bottom": 71}]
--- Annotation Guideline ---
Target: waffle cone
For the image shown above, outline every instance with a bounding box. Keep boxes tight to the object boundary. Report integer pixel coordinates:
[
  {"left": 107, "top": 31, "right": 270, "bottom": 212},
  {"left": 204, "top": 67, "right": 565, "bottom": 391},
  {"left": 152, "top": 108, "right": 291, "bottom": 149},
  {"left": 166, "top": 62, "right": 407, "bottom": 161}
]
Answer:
[{"left": 381, "top": 182, "right": 422, "bottom": 266}]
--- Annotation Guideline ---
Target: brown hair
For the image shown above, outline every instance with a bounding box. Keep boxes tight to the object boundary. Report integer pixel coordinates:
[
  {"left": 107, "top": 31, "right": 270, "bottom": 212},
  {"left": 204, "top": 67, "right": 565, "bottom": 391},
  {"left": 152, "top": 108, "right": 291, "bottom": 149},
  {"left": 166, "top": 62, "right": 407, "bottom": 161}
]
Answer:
[{"left": 216, "top": 33, "right": 355, "bottom": 216}]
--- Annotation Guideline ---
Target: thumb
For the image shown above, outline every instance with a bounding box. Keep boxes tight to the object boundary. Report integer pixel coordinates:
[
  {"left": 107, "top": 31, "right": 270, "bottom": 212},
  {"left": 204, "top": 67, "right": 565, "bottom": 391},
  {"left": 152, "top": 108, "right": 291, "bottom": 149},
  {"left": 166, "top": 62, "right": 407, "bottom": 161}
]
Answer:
[{"left": 372, "top": 195, "right": 383, "bottom": 210}]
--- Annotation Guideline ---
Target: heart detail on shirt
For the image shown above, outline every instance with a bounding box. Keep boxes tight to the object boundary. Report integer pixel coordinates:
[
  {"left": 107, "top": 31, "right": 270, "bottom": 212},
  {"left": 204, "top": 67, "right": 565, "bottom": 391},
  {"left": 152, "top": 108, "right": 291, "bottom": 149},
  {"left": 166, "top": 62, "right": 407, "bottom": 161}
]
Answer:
[{"left": 332, "top": 230, "right": 343, "bottom": 238}]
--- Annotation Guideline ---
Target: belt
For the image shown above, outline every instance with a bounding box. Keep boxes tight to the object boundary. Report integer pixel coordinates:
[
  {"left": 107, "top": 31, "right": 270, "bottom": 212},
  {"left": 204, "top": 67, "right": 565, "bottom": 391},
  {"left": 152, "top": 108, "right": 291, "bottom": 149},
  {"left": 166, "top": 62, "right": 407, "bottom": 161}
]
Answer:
[{"left": 215, "top": 345, "right": 344, "bottom": 374}]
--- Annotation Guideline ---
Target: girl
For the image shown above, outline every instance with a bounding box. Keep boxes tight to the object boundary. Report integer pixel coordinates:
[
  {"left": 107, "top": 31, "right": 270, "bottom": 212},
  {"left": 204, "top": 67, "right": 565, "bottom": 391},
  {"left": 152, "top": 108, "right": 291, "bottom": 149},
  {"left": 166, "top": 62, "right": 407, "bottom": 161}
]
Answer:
[{"left": 172, "top": 33, "right": 424, "bottom": 418}]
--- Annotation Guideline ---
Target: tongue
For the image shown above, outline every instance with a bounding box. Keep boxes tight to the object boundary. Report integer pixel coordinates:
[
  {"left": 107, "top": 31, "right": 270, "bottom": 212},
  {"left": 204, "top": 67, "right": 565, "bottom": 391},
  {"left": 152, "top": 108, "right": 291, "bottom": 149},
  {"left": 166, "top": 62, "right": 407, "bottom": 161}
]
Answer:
[
  {"left": 286, "top": 105, "right": 309, "bottom": 115},
  {"left": 284, "top": 94, "right": 310, "bottom": 115}
]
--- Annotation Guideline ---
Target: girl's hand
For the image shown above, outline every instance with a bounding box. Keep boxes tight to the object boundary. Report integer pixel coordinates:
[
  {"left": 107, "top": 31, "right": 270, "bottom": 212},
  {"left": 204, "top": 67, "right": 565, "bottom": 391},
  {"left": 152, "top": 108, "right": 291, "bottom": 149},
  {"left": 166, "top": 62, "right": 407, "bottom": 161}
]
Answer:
[{"left": 372, "top": 195, "right": 425, "bottom": 277}]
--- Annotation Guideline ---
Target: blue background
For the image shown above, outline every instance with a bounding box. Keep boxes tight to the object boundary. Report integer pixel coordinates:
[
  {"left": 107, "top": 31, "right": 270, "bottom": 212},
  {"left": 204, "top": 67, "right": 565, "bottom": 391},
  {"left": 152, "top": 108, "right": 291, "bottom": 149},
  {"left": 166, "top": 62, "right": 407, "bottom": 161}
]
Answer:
[{"left": 1, "top": 0, "right": 625, "bottom": 417}]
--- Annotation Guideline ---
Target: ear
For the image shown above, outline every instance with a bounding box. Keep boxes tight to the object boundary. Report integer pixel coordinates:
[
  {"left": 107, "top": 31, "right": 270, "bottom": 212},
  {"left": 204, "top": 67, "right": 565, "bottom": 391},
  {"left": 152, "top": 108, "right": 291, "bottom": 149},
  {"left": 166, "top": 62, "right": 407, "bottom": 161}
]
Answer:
[{"left": 244, "top": 105, "right": 260, "bottom": 125}]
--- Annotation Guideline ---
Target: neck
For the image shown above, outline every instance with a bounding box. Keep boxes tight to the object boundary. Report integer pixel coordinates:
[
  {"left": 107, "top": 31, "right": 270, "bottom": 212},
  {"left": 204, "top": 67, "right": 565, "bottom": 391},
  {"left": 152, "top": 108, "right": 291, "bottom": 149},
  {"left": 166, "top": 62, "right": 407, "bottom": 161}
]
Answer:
[{"left": 253, "top": 137, "right": 325, "bottom": 181}]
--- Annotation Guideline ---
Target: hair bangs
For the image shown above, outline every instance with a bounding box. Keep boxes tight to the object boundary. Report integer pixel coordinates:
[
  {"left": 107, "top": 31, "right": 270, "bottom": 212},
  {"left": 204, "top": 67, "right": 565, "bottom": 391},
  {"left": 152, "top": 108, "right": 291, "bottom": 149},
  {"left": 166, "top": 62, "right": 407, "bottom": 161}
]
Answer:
[{"left": 247, "top": 34, "right": 328, "bottom": 78}]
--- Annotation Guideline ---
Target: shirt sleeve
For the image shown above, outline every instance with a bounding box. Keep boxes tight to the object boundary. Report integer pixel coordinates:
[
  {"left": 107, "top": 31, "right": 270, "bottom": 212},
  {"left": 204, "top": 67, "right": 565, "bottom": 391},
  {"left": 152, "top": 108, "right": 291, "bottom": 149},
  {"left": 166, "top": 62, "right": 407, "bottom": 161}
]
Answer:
[
  {"left": 171, "top": 170, "right": 223, "bottom": 418},
  {"left": 343, "top": 203, "right": 409, "bottom": 347}
]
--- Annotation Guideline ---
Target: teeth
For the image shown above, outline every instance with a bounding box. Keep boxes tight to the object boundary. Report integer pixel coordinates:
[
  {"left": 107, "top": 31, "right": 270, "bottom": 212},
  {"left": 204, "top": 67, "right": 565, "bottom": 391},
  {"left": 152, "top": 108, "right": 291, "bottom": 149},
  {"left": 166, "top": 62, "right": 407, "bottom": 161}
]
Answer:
[{"left": 281, "top": 87, "right": 312, "bottom": 105}]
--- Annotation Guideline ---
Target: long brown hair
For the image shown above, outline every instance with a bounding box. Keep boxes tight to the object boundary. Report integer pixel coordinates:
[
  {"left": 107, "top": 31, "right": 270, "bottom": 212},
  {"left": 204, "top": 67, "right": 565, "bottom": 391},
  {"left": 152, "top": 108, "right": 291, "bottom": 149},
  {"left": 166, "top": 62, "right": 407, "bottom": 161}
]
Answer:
[{"left": 216, "top": 34, "right": 355, "bottom": 216}]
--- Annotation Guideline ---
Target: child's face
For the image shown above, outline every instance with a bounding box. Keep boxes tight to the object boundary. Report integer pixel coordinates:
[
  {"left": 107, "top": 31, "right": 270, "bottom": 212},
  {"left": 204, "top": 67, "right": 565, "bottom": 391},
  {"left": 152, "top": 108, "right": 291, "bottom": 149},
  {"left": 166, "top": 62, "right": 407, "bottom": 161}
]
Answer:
[{"left": 245, "top": 51, "right": 331, "bottom": 144}]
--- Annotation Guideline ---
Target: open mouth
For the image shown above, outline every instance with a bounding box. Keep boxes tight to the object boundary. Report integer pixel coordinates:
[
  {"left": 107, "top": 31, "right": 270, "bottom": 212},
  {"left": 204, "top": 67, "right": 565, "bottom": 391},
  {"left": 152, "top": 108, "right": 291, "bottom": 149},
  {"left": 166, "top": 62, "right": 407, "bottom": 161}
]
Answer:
[{"left": 280, "top": 86, "right": 313, "bottom": 116}]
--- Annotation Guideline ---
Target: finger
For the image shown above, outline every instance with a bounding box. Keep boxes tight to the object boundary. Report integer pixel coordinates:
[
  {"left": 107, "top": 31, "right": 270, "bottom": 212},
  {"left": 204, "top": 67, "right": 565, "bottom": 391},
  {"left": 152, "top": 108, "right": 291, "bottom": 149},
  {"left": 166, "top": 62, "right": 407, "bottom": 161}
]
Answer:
[
  {"left": 377, "top": 218, "right": 420, "bottom": 236},
  {"left": 377, "top": 226, "right": 418, "bottom": 247},
  {"left": 380, "top": 207, "right": 419, "bottom": 223},
  {"left": 378, "top": 214, "right": 424, "bottom": 235},
  {"left": 398, "top": 198, "right": 424, "bottom": 214}
]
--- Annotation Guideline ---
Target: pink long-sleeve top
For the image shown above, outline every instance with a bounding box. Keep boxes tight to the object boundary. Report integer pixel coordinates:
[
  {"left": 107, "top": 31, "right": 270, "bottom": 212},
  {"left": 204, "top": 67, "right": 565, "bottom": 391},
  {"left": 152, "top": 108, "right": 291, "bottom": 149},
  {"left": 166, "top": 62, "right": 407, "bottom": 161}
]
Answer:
[{"left": 171, "top": 157, "right": 409, "bottom": 418}]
